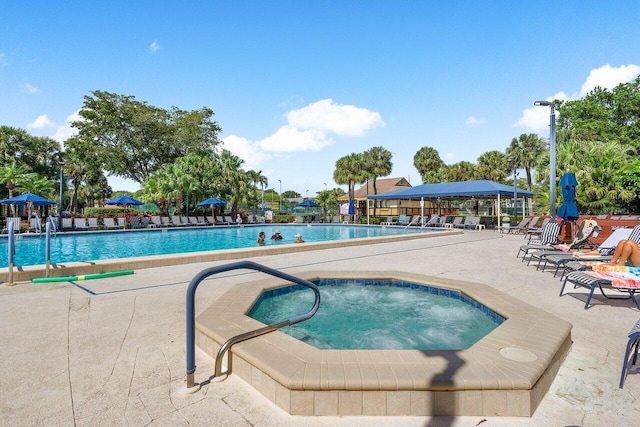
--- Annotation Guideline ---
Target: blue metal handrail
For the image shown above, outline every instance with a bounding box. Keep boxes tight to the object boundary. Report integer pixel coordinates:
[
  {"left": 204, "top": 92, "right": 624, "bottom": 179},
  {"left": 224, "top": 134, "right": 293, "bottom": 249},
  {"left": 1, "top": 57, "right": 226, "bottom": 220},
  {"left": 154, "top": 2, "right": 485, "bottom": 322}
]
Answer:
[{"left": 185, "top": 260, "right": 320, "bottom": 391}]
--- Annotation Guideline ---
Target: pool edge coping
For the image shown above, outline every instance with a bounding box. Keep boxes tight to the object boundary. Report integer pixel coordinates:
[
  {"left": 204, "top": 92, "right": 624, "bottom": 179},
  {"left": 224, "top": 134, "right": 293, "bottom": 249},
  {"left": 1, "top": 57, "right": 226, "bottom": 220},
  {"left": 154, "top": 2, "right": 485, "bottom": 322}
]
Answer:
[{"left": 195, "top": 270, "right": 572, "bottom": 416}]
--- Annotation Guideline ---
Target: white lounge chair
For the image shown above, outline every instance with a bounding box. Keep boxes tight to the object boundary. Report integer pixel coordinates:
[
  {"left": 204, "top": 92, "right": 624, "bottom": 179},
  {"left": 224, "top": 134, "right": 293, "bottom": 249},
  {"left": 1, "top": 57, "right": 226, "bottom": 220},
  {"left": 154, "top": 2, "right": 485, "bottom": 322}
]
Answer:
[
  {"left": 87, "top": 217, "right": 100, "bottom": 230},
  {"left": 103, "top": 217, "right": 119, "bottom": 230},
  {"left": 73, "top": 218, "right": 89, "bottom": 231},
  {"left": 61, "top": 217, "right": 74, "bottom": 231},
  {"left": 151, "top": 215, "right": 163, "bottom": 227}
]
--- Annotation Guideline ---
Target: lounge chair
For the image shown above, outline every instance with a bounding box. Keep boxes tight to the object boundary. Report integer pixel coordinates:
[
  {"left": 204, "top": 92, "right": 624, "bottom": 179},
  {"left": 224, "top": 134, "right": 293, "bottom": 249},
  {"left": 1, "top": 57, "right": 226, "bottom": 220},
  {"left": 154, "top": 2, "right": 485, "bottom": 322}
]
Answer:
[
  {"left": 224, "top": 215, "right": 234, "bottom": 224},
  {"left": 129, "top": 216, "right": 144, "bottom": 229},
  {"left": 549, "top": 226, "right": 640, "bottom": 278},
  {"left": 528, "top": 219, "right": 601, "bottom": 271},
  {"left": 620, "top": 318, "right": 640, "bottom": 388},
  {"left": 397, "top": 214, "right": 409, "bottom": 226},
  {"left": 216, "top": 215, "right": 229, "bottom": 225},
  {"left": 73, "top": 218, "right": 89, "bottom": 231},
  {"left": 464, "top": 216, "right": 481, "bottom": 230},
  {"left": 450, "top": 217, "right": 463, "bottom": 228},
  {"left": 509, "top": 217, "right": 532, "bottom": 234},
  {"left": 87, "top": 217, "right": 100, "bottom": 230},
  {"left": 206, "top": 216, "right": 215, "bottom": 225},
  {"left": 117, "top": 217, "right": 127, "bottom": 229},
  {"left": 197, "top": 216, "right": 208, "bottom": 225},
  {"left": 151, "top": 215, "right": 163, "bottom": 227},
  {"left": 381, "top": 216, "right": 396, "bottom": 226},
  {"left": 525, "top": 217, "right": 550, "bottom": 241},
  {"left": 423, "top": 215, "right": 440, "bottom": 227},
  {"left": 516, "top": 221, "right": 562, "bottom": 261},
  {"left": 61, "top": 217, "right": 74, "bottom": 231},
  {"left": 188, "top": 216, "right": 200, "bottom": 226},
  {"left": 171, "top": 216, "right": 185, "bottom": 227},
  {"left": 405, "top": 215, "right": 423, "bottom": 227},
  {"left": 103, "top": 217, "right": 119, "bottom": 230},
  {"left": 561, "top": 269, "right": 640, "bottom": 310}
]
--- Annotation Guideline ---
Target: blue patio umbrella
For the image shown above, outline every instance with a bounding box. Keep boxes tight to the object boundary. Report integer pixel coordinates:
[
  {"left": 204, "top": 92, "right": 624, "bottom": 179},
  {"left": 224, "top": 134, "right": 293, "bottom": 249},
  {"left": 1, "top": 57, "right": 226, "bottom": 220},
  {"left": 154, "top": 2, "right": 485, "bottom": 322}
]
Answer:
[
  {"left": 296, "top": 200, "right": 320, "bottom": 208},
  {"left": 104, "top": 195, "right": 144, "bottom": 206},
  {"left": 0, "top": 193, "right": 57, "bottom": 206},
  {"left": 197, "top": 197, "right": 227, "bottom": 207},
  {"left": 557, "top": 171, "right": 579, "bottom": 221},
  {"left": 197, "top": 197, "right": 227, "bottom": 218}
]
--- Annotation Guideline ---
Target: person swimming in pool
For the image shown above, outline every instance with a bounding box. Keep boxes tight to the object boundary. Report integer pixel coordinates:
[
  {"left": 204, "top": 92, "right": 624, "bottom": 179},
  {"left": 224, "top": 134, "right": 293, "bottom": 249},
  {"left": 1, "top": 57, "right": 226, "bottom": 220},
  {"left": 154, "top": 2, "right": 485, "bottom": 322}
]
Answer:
[
  {"left": 295, "top": 234, "right": 305, "bottom": 243},
  {"left": 271, "top": 229, "right": 283, "bottom": 240},
  {"left": 256, "top": 231, "right": 265, "bottom": 245}
]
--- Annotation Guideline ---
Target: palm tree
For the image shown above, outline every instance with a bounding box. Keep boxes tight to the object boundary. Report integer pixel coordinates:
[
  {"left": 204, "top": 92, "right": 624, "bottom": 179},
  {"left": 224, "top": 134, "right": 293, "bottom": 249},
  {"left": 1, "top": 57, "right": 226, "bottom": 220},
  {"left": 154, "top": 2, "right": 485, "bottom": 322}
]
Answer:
[
  {"left": 413, "top": 146, "right": 445, "bottom": 183},
  {"left": 444, "top": 161, "right": 476, "bottom": 182},
  {"left": 334, "top": 153, "right": 366, "bottom": 218},
  {"left": 0, "top": 161, "right": 31, "bottom": 215},
  {"left": 362, "top": 146, "right": 393, "bottom": 218},
  {"left": 315, "top": 189, "right": 339, "bottom": 222},
  {"left": 506, "top": 133, "right": 546, "bottom": 213},
  {"left": 476, "top": 150, "right": 509, "bottom": 182}
]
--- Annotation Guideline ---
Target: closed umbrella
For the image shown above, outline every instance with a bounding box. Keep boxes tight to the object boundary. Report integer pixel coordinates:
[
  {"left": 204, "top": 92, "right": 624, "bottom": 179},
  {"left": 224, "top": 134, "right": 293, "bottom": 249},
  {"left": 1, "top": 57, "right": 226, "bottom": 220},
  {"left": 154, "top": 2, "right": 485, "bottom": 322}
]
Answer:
[
  {"left": 557, "top": 171, "right": 579, "bottom": 221},
  {"left": 557, "top": 171, "right": 579, "bottom": 240}
]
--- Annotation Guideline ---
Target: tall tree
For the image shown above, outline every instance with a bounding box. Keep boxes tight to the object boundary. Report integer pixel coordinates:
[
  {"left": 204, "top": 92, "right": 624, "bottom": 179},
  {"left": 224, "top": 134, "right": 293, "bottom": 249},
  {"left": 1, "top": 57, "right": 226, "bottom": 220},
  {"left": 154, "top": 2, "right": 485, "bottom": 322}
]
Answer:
[
  {"left": 362, "top": 146, "right": 393, "bottom": 217},
  {"left": 506, "top": 133, "right": 546, "bottom": 213},
  {"left": 334, "top": 153, "right": 366, "bottom": 216},
  {"left": 71, "top": 90, "right": 222, "bottom": 183},
  {"left": 557, "top": 76, "right": 640, "bottom": 151},
  {"left": 476, "top": 150, "right": 509, "bottom": 182},
  {"left": 413, "top": 146, "right": 445, "bottom": 183}
]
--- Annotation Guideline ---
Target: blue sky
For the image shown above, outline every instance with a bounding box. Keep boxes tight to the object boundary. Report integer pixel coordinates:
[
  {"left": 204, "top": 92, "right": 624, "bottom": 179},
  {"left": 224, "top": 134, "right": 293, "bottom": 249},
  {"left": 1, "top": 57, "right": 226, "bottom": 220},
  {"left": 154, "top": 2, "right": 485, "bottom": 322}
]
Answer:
[{"left": 2, "top": 1, "right": 639, "bottom": 196}]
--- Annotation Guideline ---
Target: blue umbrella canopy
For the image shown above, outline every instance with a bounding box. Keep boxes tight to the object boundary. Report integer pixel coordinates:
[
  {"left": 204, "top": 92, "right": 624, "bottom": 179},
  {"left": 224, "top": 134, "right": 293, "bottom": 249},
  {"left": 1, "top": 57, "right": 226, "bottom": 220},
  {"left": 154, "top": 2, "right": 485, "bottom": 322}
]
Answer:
[
  {"left": 197, "top": 197, "right": 227, "bottom": 207},
  {"left": 105, "top": 195, "right": 144, "bottom": 206},
  {"left": 557, "top": 171, "right": 579, "bottom": 221},
  {"left": 296, "top": 200, "right": 320, "bottom": 208},
  {"left": 0, "top": 193, "right": 56, "bottom": 206}
]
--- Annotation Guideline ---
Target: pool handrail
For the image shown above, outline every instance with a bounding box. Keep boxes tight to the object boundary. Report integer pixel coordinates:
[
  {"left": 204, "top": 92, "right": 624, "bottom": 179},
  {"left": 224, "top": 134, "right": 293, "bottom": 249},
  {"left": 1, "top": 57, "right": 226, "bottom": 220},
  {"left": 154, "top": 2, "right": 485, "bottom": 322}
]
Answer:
[{"left": 185, "top": 260, "right": 321, "bottom": 391}]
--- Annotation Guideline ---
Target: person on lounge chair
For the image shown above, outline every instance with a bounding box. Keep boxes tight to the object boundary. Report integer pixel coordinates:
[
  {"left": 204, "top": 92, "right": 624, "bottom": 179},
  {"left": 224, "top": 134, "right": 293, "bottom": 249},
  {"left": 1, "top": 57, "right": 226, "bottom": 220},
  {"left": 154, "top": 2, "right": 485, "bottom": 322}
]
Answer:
[{"left": 605, "top": 239, "right": 640, "bottom": 267}]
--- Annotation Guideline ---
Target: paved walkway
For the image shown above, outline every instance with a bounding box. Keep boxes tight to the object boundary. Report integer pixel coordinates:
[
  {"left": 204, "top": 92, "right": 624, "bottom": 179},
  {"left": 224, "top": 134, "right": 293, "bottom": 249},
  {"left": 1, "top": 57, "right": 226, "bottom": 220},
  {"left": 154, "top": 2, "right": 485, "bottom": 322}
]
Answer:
[{"left": 1, "top": 231, "right": 638, "bottom": 426}]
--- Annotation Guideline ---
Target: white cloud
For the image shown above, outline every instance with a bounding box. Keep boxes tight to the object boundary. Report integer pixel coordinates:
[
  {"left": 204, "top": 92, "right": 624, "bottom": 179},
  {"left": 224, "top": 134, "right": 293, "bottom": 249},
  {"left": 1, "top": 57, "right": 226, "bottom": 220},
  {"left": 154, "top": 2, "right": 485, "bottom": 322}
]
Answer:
[
  {"left": 23, "top": 83, "right": 38, "bottom": 94},
  {"left": 580, "top": 64, "right": 640, "bottom": 96},
  {"left": 221, "top": 99, "right": 383, "bottom": 173},
  {"left": 27, "top": 114, "right": 55, "bottom": 129},
  {"left": 445, "top": 152, "right": 456, "bottom": 162},
  {"left": 221, "top": 135, "right": 272, "bottom": 170},
  {"left": 51, "top": 110, "right": 81, "bottom": 142},
  {"left": 260, "top": 126, "right": 333, "bottom": 152},
  {"left": 150, "top": 40, "right": 160, "bottom": 52},
  {"left": 514, "top": 92, "right": 569, "bottom": 132},
  {"left": 466, "top": 116, "right": 482, "bottom": 126},
  {"left": 285, "top": 99, "right": 385, "bottom": 136}
]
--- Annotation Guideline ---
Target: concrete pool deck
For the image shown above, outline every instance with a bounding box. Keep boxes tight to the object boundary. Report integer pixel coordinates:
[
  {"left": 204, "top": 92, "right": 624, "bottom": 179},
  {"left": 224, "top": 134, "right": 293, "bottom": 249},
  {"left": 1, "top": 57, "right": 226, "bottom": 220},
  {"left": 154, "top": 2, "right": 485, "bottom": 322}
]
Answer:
[{"left": 1, "top": 231, "right": 639, "bottom": 426}]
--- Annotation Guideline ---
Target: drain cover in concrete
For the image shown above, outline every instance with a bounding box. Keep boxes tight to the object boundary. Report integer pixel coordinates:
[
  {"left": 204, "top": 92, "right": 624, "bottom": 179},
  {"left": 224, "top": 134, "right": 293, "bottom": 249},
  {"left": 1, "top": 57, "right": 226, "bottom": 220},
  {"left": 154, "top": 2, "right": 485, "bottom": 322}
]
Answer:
[{"left": 499, "top": 347, "right": 538, "bottom": 362}]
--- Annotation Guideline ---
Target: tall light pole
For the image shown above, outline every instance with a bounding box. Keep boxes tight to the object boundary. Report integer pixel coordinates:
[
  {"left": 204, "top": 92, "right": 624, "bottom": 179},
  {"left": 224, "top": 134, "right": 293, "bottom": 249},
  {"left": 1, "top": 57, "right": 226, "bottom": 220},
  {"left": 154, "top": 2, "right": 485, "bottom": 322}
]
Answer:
[
  {"left": 261, "top": 182, "right": 265, "bottom": 216},
  {"left": 58, "top": 161, "right": 65, "bottom": 231},
  {"left": 306, "top": 189, "right": 309, "bottom": 200},
  {"left": 185, "top": 169, "right": 190, "bottom": 217},
  {"left": 512, "top": 166, "right": 518, "bottom": 224},
  {"left": 534, "top": 100, "right": 556, "bottom": 219},
  {"left": 323, "top": 182, "right": 327, "bottom": 191},
  {"left": 278, "top": 179, "right": 282, "bottom": 211}
]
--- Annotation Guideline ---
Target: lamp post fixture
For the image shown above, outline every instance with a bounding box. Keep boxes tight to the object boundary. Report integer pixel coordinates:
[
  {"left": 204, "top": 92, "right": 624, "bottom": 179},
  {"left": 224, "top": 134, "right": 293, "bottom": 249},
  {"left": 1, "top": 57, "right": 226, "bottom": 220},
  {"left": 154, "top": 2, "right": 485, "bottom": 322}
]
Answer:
[
  {"left": 58, "top": 161, "right": 65, "bottom": 231},
  {"left": 323, "top": 182, "right": 327, "bottom": 191},
  {"left": 306, "top": 189, "right": 309, "bottom": 200},
  {"left": 278, "top": 179, "right": 282, "bottom": 211},
  {"left": 534, "top": 100, "right": 557, "bottom": 219},
  {"left": 261, "top": 182, "right": 265, "bottom": 216}
]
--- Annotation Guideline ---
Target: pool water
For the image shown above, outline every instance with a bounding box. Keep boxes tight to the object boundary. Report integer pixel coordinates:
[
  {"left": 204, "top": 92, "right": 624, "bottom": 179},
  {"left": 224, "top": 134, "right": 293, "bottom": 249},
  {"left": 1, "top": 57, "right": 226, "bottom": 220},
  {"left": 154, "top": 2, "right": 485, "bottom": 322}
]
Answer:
[
  {"left": 1, "top": 225, "right": 433, "bottom": 268},
  {"left": 249, "top": 279, "right": 504, "bottom": 350}
]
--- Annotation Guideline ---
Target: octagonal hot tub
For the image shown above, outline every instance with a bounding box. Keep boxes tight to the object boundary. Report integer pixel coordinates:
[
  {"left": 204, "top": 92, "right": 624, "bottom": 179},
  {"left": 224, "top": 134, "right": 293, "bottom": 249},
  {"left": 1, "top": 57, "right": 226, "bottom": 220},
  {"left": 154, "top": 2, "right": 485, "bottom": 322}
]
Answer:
[{"left": 195, "top": 271, "right": 572, "bottom": 417}]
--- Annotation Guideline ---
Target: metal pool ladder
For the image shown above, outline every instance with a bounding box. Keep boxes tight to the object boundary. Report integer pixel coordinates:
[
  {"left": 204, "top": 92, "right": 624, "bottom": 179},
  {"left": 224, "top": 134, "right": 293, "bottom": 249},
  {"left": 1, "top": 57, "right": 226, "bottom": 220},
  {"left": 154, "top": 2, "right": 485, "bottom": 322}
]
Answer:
[{"left": 184, "top": 260, "right": 321, "bottom": 392}]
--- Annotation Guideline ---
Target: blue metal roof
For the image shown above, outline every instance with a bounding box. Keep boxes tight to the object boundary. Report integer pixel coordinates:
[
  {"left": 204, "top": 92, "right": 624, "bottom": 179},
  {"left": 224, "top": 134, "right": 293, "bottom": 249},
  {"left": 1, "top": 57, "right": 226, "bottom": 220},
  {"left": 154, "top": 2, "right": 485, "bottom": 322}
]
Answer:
[{"left": 368, "top": 180, "right": 534, "bottom": 200}]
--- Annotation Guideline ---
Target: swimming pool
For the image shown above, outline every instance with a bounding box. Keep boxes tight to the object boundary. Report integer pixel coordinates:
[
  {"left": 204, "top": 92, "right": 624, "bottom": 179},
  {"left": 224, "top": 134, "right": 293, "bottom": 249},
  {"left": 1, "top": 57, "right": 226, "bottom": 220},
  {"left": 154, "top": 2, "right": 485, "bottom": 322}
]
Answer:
[
  {"left": 249, "top": 278, "right": 504, "bottom": 350},
  {"left": 1, "top": 225, "right": 437, "bottom": 268}
]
